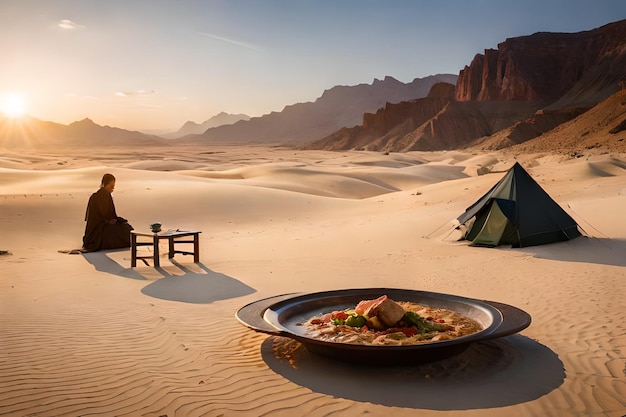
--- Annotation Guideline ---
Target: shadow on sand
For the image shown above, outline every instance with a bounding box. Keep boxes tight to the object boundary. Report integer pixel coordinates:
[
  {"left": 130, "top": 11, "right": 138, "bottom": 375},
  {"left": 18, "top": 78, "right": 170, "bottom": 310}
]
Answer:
[
  {"left": 82, "top": 250, "right": 256, "bottom": 304},
  {"left": 261, "top": 334, "right": 564, "bottom": 410},
  {"left": 520, "top": 236, "right": 626, "bottom": 267},
  {"left": 140, "top": 262, "right": 256, "bottom": 304},
  {"left": 82, "top": 248, "right": 145, "bottom": 280}
]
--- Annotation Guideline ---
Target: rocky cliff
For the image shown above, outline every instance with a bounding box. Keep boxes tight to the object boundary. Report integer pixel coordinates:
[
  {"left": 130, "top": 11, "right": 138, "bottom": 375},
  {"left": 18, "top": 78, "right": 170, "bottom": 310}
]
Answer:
[
  {"left": 478, "top": 88, "right": 626, "bottom": 154},
  {"left": 456, "top": 20, "right": 626, "bottom": 107},
  {"left": 310, "top": 84, "right": 539, "bottom": 152},
  {"left": 311, "top": 19, "right": 626, "bottom": 152}
]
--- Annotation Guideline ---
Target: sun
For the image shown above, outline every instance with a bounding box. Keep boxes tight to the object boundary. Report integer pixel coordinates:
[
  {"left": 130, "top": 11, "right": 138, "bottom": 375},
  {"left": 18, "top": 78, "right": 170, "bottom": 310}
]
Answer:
[{"left": 2, "top": 92, "right": 27, "bottom": 118}]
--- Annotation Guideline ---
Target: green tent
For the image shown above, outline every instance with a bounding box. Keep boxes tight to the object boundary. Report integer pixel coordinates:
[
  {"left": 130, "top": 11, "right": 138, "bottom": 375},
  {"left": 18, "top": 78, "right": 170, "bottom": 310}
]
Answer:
[{"left": 457, "top": 162, "right": 581, "bottom": 247}]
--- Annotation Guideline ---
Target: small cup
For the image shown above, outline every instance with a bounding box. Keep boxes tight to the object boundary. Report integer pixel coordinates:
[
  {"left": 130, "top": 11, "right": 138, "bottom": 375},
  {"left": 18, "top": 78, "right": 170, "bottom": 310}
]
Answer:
[{"left": 150, "top": 222, "right": 162, "bottom": 233}]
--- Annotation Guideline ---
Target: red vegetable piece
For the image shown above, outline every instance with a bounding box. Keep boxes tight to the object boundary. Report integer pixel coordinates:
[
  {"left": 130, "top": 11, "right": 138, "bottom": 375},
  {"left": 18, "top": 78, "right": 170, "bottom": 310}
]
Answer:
[
  {"left": 332, "top": 311, "right": 349, "bottom": 321},
  {"left": 400, "top": 327, "right": 418, "bottom": 337}
]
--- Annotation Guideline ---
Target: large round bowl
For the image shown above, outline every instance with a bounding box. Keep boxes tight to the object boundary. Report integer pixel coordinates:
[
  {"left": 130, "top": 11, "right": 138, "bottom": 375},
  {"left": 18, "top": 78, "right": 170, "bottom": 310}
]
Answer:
[{"left": 237, "top": 288, "right": 531, "bottom": 365}]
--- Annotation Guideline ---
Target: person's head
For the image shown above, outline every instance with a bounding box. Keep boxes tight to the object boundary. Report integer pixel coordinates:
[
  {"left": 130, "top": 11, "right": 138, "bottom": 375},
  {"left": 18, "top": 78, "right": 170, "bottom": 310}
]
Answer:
[{"left": 101, "top": 173, "right": 116, "bottom": 193}]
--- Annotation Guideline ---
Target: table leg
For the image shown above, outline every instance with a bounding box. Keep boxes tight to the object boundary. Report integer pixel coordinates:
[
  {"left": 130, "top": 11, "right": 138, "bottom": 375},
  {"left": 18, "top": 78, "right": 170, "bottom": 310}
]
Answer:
[
  {"left": 153, "top": 234, "right": 160, "bottom": 267},
  {"left": 194, "top": 233, "right": 200, "bottom": 263},
  {"left": 168, "top": 237, "right": 175, "bottom": 259},
  {"left": 131, "top": 233, "right": 137, "bottom": 267}
]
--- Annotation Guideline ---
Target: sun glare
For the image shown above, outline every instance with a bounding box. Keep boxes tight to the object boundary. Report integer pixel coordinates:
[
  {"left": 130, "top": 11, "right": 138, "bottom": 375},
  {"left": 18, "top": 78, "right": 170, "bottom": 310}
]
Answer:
[{"left": 2, "top": 92, "right": 27, "bottom": 118}]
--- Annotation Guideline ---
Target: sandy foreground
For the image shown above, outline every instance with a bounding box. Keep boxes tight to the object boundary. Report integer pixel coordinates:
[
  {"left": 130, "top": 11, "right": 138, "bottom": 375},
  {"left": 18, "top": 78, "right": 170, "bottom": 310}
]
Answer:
[{"left": 0, "top": 145, "right": 624, "bottom": 417}]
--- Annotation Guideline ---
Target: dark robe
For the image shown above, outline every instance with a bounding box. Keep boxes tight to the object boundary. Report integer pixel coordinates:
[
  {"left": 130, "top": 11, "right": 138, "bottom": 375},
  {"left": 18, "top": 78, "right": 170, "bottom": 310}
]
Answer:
[{"left": 82, "top": 188, "right": 134, "bottom": 252}]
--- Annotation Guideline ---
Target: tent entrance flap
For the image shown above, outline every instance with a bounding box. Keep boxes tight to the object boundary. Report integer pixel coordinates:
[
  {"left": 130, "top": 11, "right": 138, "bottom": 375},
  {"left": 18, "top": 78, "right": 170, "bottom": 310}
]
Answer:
[{"left": 468, "top": 199, "right": 513, "bottom": 247}]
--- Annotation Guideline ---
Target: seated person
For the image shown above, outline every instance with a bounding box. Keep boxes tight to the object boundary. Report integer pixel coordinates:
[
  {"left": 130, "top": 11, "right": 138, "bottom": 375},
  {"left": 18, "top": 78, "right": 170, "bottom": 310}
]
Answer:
[{"left": 82, "top": 173, "right": 134, "bottom": 252}]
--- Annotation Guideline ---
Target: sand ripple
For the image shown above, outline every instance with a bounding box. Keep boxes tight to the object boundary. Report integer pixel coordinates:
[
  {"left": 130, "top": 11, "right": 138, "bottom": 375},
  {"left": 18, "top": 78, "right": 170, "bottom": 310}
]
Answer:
[{"left": 0, "top": 299, "right": 286, "bottom": 416}]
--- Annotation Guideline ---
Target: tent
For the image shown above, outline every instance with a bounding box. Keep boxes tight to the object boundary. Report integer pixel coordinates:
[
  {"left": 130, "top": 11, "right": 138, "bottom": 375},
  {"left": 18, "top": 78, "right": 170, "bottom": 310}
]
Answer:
[{"left": 457, "top": 162, "right": 581, "bottom": 247}]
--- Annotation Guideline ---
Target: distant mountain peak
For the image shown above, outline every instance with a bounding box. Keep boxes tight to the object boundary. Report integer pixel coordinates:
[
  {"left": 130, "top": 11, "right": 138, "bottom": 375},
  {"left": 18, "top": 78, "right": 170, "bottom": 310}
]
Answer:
[
  {"left": 373, "top": 76, "right": 401, "bottom": 84},
  {"left": 164, "top": 112, "right": 251, "bottom": 139},
  {"left": 71, "top": 117, "right": 96, "bottom": 126}
]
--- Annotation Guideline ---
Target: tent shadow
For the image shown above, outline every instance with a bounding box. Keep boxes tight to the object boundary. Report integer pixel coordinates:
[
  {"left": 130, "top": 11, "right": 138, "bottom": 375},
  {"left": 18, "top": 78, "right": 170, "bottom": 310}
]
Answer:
[
  {"left": 519, "top": 236, "right": 626, "bottom": 267},
  {"left": 261, "top": 334, "right": 564, "bottom": 410}
]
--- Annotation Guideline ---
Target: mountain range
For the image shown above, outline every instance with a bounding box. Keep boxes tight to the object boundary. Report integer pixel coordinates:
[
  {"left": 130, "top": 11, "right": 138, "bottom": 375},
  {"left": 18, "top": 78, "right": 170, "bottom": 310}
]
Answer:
[
  {"left": 2, "top": 19, "right": 625, "bottom": 154},
  {"left": 179, "top": 74, "right": 458, "bottom": 144},
  {"left": 163, "top": 112, "right": 251, "bottom": 139},
  {"left": 0, "top": 117, "right": 167, "bottom": 149},
  {"left": 310, "top": 19, "right": 626, "bottom": 153},
  {"left": 0, "top": 75, "right": 456, "bottom": 150}
]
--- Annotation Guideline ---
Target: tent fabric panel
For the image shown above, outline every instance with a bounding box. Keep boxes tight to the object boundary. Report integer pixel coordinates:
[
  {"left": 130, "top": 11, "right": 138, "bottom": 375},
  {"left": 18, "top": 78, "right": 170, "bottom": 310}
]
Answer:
[
  {"left": 497, "top": 221, "right": 521, "bottom": 246},
  {"left": 468, "top": 200, "right": 510, "bottom": 247},
  {"left": 511, "top": 163, "right": 580, "bottom": 242},
  {"left": 490, "top": 171, "right": 516, "bottom": 201},
  {"left": 517, "top": 226, "right": 582, "bottom": 247},
  {"left": 456, "top": 169, "right": 515, "bottom": 224},
  {"left": 493, "top": 198, "right": 516, "bottom": 221},
  {"left": 456, "top": 185, "right": 499, "bottom": 225},
  {"left": 516, "top": 210, "right": 580, "bottom": 245},
  {"left": 465, "top": 208, "right": 488, "bottom": 242}
]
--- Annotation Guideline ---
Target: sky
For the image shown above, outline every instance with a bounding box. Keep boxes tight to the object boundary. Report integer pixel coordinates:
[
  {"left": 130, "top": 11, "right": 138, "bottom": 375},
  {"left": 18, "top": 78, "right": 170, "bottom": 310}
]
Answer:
[{"left": 1, "top": 0, "right": 625, "bottom": 132}]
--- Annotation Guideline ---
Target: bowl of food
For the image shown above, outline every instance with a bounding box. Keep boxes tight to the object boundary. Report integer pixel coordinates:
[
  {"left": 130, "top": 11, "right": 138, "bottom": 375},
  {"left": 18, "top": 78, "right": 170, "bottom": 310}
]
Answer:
[{"left": 237, "top": 288, "right": 531, "bottom": 365}]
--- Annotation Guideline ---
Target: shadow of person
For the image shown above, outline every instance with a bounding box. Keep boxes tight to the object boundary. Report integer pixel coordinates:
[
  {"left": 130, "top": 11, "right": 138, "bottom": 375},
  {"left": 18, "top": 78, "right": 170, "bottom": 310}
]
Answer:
[
  {"left": 82, "top": 249, "right": 145, "bottom": 280},
  {"left": 261, "top": 334, "right": 564, "bottom": 410},
  {"left": 141, "top": 261, "right": 256, "bottom": 304}
]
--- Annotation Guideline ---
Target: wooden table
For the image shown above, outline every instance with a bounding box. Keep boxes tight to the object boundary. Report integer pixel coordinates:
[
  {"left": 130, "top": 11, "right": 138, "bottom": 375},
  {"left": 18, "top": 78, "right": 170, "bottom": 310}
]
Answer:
[{"left": 131, "top": 230, "right": 201, "bottom": 267}]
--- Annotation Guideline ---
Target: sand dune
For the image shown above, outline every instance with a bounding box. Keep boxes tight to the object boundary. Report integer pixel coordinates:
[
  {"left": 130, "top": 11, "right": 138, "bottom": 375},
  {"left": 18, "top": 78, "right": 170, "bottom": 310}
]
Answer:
[
  {"left": 0, "top": 146, "right": 625, "bottom": 417},
  {"left": 176, "top": 162, "right": 469, "bottom": 199}
]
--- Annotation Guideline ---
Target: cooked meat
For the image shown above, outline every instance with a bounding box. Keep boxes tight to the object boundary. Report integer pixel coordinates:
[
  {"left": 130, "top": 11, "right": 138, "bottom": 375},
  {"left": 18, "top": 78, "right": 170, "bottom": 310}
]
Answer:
[
  {"left": 363, "top": 297, "right": 406, "bottom": 327},
  {"left": 355, "top": 295, "right": 386, "bottom": 315}
]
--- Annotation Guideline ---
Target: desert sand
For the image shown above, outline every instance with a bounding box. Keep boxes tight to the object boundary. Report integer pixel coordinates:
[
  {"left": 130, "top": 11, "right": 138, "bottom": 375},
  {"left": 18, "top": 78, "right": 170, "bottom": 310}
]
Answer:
[{"left": 0, "top": 145, "right": 624, "bottom": 417}]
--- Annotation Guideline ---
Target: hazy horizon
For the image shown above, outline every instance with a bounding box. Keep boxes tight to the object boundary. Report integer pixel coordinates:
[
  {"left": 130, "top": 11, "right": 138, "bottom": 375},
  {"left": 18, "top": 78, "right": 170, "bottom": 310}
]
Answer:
[{"left": 1, "top": 0, "right": 625, "bottom": 132}]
